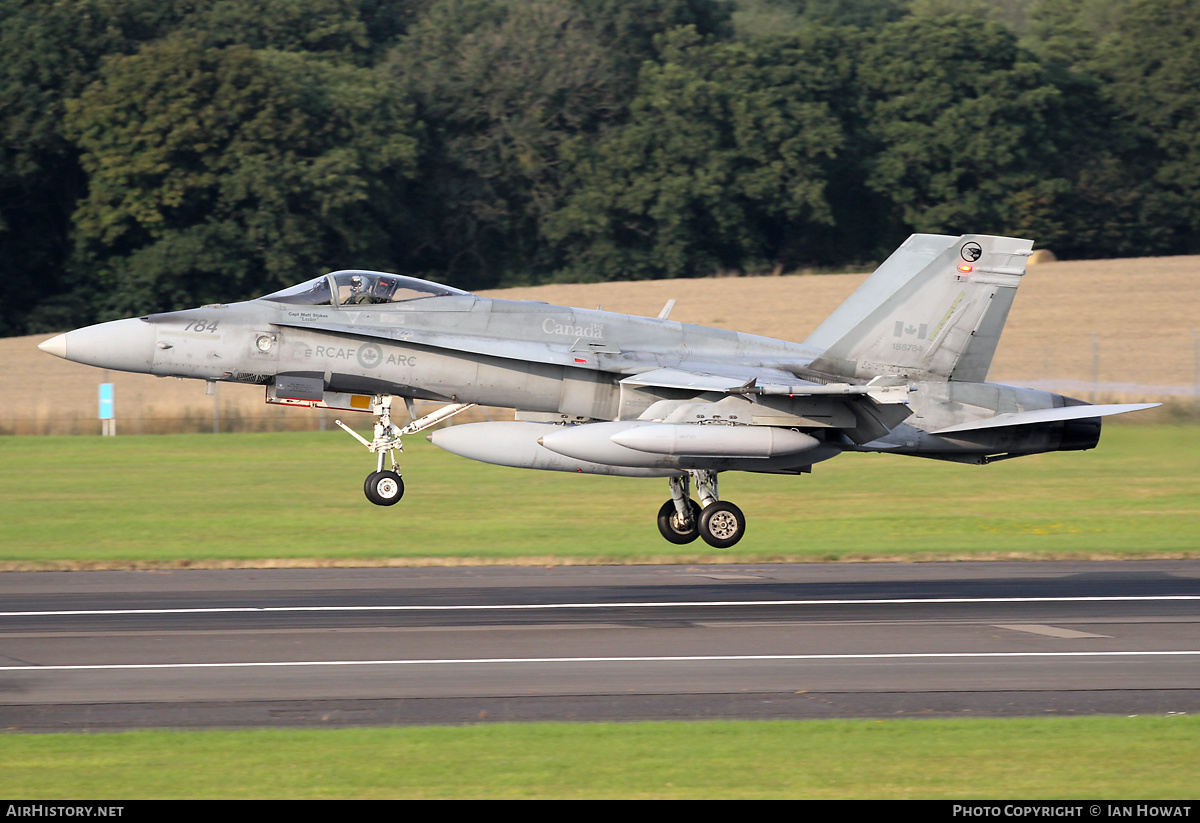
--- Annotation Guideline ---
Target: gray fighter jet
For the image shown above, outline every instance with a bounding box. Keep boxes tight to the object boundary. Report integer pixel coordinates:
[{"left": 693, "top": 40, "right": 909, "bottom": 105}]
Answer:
[{"left": 39, "top": 234, "right": 1156, "bottom": 548}]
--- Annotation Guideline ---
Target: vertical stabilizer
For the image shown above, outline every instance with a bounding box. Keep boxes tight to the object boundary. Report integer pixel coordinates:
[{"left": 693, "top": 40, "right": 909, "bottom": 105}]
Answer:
[
  {"left": 804, "top": 234, "right": 958, "bottom": 351},
  {"left": 807, "top": 234, "right": 1033, "bottom": 382}
]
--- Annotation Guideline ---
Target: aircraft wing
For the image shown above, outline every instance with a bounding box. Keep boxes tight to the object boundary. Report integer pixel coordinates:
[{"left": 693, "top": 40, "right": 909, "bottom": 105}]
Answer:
[
  {"left": 619, "top": 366, "right": 797, "bottom": 392},
  {"left": 622, "top": 367, "right": 912, "bottom": 403}
]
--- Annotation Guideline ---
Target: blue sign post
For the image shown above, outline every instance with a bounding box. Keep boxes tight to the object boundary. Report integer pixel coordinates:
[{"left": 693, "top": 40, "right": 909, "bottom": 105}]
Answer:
[{"left": 99, "top": 383, "right": 115, "bottom": 435}]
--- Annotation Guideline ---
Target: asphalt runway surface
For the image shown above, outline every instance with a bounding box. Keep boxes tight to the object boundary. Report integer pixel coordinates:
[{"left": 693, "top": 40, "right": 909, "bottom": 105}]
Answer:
[{"left": 1, "top": 560, "right": 1198, "bottom": 731}]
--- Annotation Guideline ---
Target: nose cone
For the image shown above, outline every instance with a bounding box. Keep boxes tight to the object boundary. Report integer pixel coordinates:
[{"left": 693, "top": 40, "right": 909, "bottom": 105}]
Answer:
[
  {"left": 37, "top": 334, "right": 68, "bottom": 359},
  {"left": 37, "top": 317, "right": 157, "bottom": 374}
]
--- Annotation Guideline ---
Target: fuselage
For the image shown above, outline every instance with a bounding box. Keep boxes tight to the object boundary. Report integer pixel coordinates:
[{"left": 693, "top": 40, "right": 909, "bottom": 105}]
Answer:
[{"left": 40, "top": 269, "right": 1113, "bottom": 465}]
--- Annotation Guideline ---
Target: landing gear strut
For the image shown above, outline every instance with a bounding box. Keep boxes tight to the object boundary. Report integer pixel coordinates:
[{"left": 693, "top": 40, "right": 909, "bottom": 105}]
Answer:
[
  {"left": 656, "top": 470, "right": 746, "bottom": 548},
  {"left": 337, "top": 396, "right": 475, "bottom": 507}
]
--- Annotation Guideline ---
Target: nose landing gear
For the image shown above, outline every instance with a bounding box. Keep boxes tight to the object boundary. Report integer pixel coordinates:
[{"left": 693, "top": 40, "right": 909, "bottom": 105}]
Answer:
[{"left": 337, "top": 396, "right": 475, "bottom": 506}]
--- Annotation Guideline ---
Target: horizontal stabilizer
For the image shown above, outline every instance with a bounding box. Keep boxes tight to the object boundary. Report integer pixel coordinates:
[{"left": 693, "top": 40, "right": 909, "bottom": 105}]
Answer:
[{"left": 932, "top": 403, "right": 1160, "bottom": 434}]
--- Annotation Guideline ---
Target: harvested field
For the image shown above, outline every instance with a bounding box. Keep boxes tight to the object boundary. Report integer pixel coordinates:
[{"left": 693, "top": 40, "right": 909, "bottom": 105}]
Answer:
[{"left": 2, "top": 255, "right": 1197, "bottom": 434}]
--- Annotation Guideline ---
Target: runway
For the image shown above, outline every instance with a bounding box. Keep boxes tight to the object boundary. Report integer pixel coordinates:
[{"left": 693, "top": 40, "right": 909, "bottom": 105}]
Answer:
[{"left": 1, "top": 560, "right": 1198, "bottom": 731}]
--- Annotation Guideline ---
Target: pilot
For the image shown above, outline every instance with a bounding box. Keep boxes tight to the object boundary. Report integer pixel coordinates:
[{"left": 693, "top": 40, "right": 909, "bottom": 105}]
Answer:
[{"left": 345, "top": 275, "right": 370, "bottom": 305}]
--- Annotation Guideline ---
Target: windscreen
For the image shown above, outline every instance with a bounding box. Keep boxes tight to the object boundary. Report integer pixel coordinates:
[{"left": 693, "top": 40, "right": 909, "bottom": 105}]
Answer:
[{"left": 260, "top": 276, "right": 334, "bottom": 306}]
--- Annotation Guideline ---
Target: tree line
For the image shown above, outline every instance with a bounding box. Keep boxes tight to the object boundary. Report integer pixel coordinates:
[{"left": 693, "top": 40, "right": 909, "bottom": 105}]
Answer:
[{"left": 1, "top": 0, "right": 1196, "bottom": 336}]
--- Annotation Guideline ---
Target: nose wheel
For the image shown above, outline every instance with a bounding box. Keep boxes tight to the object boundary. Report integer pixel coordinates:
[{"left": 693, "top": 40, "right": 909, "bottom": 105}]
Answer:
[
  {"left": 364, "top": 470, "right": 405, "bottom": 505},
  {"left": 656, "top": 471, "right": 746, "bottom": 548}
]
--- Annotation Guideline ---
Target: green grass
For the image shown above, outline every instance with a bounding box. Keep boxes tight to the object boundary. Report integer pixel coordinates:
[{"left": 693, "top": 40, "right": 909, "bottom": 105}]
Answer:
[
  {"left": 1, "top": 423, "right": 1197, "bottom": 566},
  {"left": 2, "top": 716, "right": 1198, "bottom": 799}
]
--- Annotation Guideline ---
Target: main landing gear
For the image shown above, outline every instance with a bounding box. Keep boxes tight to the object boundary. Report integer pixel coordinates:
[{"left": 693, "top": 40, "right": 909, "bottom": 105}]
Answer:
[
  {"left": 337, "top": 396, "right": 476, "bottom": 507},
  {"left": 657, "top": 471, "right": 746, "bottom": 549}
]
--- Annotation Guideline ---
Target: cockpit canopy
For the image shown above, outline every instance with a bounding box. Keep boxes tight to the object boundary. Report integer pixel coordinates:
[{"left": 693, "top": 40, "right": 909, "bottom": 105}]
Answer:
[{"left": 260, "top": 271, "right": 472, "bottom": 307}]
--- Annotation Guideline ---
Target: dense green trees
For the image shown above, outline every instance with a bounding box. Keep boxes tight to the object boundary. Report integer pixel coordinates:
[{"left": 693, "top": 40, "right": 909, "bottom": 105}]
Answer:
[
  {"left": 857, "top": 16, "right": 1073, "bottom": 244},
  {"left": 1089, "top": 0, "right": 1200, "bottom": 253},
  {"left": 66, "top": 34, "right": 420, "bottom": 315},
  {"left": 387, "top": 0, "right": 627, "bottom": 289},
  {"left": 547, "top": 26, "right": 852, "bottom": 278},
  {"left": 0, "top": 0, "right": 1196, "bottom": 335}
]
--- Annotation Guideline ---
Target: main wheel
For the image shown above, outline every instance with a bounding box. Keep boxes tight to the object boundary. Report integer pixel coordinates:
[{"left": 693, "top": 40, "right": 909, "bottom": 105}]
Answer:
[
  {"left": 657, "top": 499, "right": 701, "bottom": 544},
  {"left": 699, "top": 501, "right": 746, "bottom": 549},
  {"left": 364, "top": 470, "right": 404, "bottom": 506}
]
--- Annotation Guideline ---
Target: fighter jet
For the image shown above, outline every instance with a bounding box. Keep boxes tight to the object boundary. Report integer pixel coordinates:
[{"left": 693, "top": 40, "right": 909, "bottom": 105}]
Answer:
[{"left": 39, "top": 234, "right": 1156, "bottom": 548}]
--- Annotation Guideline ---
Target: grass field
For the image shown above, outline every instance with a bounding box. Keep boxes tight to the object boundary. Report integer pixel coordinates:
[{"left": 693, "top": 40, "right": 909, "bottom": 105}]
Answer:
[
  {"left": 3, "top": 716, "right": 1198, "bottom": 799},
  {"left": 0, "top": 421, "right": 1195, "bottom": 568}
]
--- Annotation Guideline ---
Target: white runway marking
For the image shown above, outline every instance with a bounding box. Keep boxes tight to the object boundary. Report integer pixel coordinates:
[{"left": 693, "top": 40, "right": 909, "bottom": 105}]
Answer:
[
  {"left": 995, "top": 624, "right": 1111, "bottom": 638},
  {"left": 2, "top": 650, "right": 1199, "bottom": 672},
  {"left": 3, "top": 594, "right": 1198, "bottom": 618}
]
